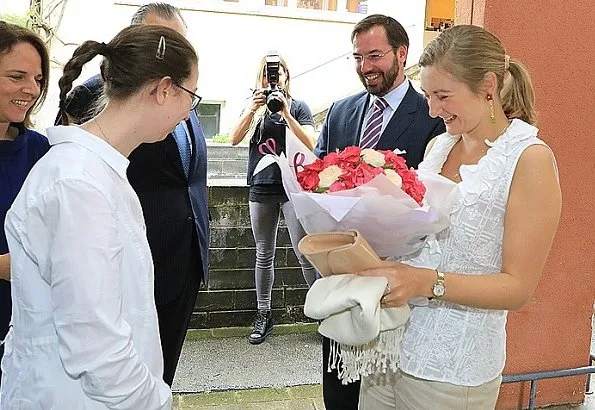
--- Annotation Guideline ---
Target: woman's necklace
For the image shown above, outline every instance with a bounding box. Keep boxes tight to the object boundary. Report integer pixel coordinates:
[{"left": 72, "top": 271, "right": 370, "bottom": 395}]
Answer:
[
  {"left": 94, "top": 118, "right": 111, "bottom": 145},
  {"left": 451, "top": 121, "right": 511, "bottom": 181},
  {"left": 452, "top": 146, "right": 489, "bottom": 180}
]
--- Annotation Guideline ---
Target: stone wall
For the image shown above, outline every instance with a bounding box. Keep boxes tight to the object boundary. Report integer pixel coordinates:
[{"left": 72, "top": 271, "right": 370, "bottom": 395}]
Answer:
[
  {"left": 192, "top": 145, "right": 312, "bottom": 329},
  {"left": 206, "top": 144, "right": 248, "bottom": 181},
  {"left": 458, "top": 1, "right": 594, "bottom": 408}
]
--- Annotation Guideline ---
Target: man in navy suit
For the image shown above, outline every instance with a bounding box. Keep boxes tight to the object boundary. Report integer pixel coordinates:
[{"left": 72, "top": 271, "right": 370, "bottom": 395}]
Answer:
[
  {"left": 314, "top": 14, "right": 445, "bottom": 409},
  {"left": 55, "top": 3, "right": 209, "bottom": 386}
]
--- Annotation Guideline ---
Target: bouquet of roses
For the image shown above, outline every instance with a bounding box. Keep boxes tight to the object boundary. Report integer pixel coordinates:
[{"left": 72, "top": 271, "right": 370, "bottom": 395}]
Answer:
[
  {"left": 254, "top": 131, "right": 457, "bottom": 258},
  {"left": 254, "top": 131, "right": 458, "bottom": 382},
  {"left": 296, "top": 146, "right": 426, "bottom": 204}
]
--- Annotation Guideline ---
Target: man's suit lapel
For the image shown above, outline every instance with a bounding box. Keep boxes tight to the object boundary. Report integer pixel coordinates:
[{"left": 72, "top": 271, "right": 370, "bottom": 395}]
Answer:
[
  {"left": 187, "top": 110, "right": 205, "bottom": 181},
  {"left": 379, "top": 81, "right": 417, "bottom": 148}
]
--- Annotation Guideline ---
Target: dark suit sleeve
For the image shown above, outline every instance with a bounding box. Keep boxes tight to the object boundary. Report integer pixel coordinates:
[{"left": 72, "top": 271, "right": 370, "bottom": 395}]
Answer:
[
  {"left": 314, "top": 102, "right": 335, "bottom": 158},
  {"left": 424, "top": 118, "right": 446, "bottom": 150},
  {"left": 430, "top": 119, "right": 446, "bottom": 140}
]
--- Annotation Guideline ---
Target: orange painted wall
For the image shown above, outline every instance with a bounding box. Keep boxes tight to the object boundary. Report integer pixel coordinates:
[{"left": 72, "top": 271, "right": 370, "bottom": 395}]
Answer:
[
  {"left": 426, "top": 0, "right": 455, "bottom": 19},
  {"left": 456, "top": 0, "right": 595, "bottom": 408},
  {"left": 425, "top": 0, "right": 455, "bottom": 27}
]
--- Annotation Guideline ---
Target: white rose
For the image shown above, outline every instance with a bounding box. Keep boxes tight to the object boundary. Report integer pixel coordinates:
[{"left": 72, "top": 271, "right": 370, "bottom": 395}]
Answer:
[
  {"left": 361, "top": 149, "right": 386, "bottom": 167},
  {"left": 318, "top": 165, "right": 343, "bottom": 188},
  {"left": 384, "top": 169, "right": 403, "bottom": 188}
]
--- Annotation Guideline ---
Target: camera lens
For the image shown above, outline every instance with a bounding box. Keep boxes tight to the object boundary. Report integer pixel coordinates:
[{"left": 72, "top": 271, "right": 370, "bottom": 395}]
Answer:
[{"left": 266, "top": 92, "right": 283, "bottom": 113}]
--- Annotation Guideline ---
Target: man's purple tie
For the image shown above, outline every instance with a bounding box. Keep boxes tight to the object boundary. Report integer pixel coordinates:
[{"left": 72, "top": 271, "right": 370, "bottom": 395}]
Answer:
[{"left": 359, "top": 97, "right": 388, "bottom": 149}]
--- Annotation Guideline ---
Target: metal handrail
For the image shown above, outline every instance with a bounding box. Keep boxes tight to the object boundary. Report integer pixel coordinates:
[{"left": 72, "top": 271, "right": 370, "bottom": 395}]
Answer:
[
  {"left": 293, "top": 51, "right": 353, "bottom": 79},
  {"left": 501, "top": 359, "right": 595, "bottom": 410}
]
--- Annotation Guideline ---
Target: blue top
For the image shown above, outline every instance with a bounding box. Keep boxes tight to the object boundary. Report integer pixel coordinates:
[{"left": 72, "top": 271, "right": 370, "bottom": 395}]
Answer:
[
  {"left": 0, "top": 124, "right": 49, "bottom": 254},
  {"left": 1, "top": 124, "right": 49, "bottom": 345}
]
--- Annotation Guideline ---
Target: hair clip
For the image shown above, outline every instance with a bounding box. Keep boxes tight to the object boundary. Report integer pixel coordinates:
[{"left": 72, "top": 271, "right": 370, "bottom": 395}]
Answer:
[
  {"left": 156, "top": 35, "right": 166, "bottom": 60},
  {"left": 504, "top": 54, "right": 510, "bottom": 71}
]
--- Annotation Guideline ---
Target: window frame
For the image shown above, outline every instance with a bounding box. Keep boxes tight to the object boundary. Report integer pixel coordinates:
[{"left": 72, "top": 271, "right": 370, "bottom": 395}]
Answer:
[
  {"left": 114, "top": 0, "right": 365, "bottom": 24},
  {"left": 195, "top": 101, "right": 222, "bottom": 139}
]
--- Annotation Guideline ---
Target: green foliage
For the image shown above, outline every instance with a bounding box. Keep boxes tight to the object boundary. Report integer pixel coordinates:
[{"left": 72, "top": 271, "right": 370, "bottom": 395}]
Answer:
[
  {"left": 212, "top": 134, "right": 230, "bottom": 144},
  {"left": 405, "top": 64, "right": 421, "bottom": 81},
  {"left": 0, "top": 14, "right": 29, "bottom": 28}
]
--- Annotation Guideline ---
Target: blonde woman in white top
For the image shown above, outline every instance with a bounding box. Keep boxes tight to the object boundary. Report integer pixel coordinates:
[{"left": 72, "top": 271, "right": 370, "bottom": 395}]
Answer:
[
  {"left": 1, "top": 24, "right": 199, "bottom": 409},
  {"left": 357, "top": 25, "right": 561, "bottom": 409}
]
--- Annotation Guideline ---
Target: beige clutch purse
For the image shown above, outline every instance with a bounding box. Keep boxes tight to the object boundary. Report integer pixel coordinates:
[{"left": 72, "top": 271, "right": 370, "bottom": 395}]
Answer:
[{"left": 297, "top": 230, "right": 382, "bottom": 277}]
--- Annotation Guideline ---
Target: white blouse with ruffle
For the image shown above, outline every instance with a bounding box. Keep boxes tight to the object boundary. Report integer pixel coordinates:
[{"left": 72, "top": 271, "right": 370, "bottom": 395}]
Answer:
[{"left": 399, "top": 119, "right": 550, "bottom": 386}]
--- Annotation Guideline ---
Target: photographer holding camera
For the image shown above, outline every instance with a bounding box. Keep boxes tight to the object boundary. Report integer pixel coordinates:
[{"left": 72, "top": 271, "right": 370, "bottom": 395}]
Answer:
[{"left": 230, "top": 53, "right": 318, "bottom": 345}]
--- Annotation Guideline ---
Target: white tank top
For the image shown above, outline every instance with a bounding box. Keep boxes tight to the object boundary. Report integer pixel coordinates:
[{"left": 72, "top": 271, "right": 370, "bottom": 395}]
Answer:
[{"left": 399, "top": 119, "right": 549, "bottom": 386}]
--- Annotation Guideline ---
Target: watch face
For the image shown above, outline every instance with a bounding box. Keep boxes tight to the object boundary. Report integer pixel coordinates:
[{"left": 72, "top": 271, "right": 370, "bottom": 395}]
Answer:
[{"left": 433, "top": 282, "right": 446, "bottom": 297}]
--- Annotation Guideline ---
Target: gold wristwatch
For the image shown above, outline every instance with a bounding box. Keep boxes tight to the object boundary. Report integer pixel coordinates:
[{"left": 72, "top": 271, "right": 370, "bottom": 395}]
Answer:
[{"left": 431, "top": 269, "right": 446, "bottom": 298}]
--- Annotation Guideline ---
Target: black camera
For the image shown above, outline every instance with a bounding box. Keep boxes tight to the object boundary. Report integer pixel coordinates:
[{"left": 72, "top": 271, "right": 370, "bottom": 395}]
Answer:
[{"left": 262, "top": 53, "right": 286, "bottom": 113}]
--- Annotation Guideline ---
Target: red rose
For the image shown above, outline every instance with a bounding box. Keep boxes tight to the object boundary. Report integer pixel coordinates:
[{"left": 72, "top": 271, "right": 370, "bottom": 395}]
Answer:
[
  {"left": 342, "top": 174, "right": 356, "bottom": 189},
  {"left": 401, "top": 169, "right": 426, "bottom": 205},
  {"left": 352, "top": 162, "right": 382, "bottom": 185},
  {"left": 383, "top": 151, "right": 408, "bottom": 172},
  {"left": 297, "top": 169, "right": 320, "bottom": 191},
  {"left": 295, "top": 145, "right": 425, "bottom": 204},
  {"left": 338, "top": 146, "right": 362, "bottom": 165},
  {"left": 303, "top": 158, "right": 325, "bottom": 173},
  {"left": 328, "top": 180, "right": 347, "bottom": 192},
  {"left": 409, "top": 180, "right": 426, "bottom": 205},
  {"left": 323, "top": 152, "right": 341, "bottom": 166}
]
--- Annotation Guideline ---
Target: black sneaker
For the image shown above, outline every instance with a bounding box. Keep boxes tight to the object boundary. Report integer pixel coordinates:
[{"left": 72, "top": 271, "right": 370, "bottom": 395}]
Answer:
[{"left": 248, "top": 310, "right": 273, "bottom": 345}]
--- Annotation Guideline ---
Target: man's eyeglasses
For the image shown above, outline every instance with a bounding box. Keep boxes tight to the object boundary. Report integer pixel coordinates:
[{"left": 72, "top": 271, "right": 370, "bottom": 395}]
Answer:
[
  {"left": 175, "top": 83, "right": 202, "bottom": 110},
  {"left": 353, "top": 49, "right": 394, "bottom": 66}
]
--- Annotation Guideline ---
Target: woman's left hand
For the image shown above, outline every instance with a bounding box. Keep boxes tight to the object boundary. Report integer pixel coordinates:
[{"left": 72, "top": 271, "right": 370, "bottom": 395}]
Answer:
[
  {"left": 278, "top": 92, "right": 291, "bottom": 120},
  {"left": 355, "top": 261, "right": 434, "bottom": 307}
]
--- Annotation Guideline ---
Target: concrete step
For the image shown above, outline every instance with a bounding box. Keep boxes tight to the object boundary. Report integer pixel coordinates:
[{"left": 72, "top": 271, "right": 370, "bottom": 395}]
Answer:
[
  {"left": 174, "top": 385, "right": 595, "bottom": 410},
  {"left": 172, "top": 327, "right": 595, "bottom": 409},
  {"left": 206, "top": 144, "right": 248, "bottom": 181},
  {"left": 207, "top": 159, "right": 247, "bottom": 178},
  {"left": 206, "top": 144, "right": 249, "bottom": 160},
  {"left": 205, "top": 267, "right": 308, "bottom": 290},
  {"left": 209, "top": 248, "right": 301, "bottom": 271},
  {"left": 193, "top": 268, "right": 311, "bottom": 328},
  {"left": 174, "top": 385, "right": 324, "bottom": 409},
  {"left": 201, "top": 184, "right": 309, "bottom": 329},
  {"left": 190, "top": 305, "right": 312, "bottom": 329},
  {"left": 209, "top": 226, "right": 294, "bottom": 248},
  {"left": 172, "top": 326, "right": 321, "bottom": 393}
]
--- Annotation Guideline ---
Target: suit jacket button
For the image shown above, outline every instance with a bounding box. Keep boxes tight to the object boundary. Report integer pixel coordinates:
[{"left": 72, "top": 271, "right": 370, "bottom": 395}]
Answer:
[{"left": 187, "top": 215, "right": 193, "bottom": 221}]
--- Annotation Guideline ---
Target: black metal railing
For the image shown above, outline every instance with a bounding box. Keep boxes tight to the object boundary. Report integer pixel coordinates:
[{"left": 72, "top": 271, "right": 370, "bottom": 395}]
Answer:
[{"left": 501, "top": 355, "right": 595, "bottom": 410}]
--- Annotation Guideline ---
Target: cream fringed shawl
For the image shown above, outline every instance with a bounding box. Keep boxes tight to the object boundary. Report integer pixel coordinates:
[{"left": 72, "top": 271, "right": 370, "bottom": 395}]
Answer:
[{"left": 304, "top": 274, "right": 410, "bottom": 384}]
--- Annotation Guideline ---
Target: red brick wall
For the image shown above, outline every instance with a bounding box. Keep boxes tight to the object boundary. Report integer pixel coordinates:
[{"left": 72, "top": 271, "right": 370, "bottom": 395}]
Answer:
[{"left": 455, "top": 0, "right": 595, "bottom": 407}]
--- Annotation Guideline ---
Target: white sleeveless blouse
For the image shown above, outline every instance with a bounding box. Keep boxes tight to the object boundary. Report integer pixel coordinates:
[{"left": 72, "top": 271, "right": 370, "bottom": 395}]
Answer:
[{"left": 399, "top": 119, "right": 548, "bottom": 386}]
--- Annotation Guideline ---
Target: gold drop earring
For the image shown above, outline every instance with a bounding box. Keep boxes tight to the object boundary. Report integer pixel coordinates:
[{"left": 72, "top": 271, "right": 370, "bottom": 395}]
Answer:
[{"left": 487, "top": 94, "right": 496, "bottom": 124}]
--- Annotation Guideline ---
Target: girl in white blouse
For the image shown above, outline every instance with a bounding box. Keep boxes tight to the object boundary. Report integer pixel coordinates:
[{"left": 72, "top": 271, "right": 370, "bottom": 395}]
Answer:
[
  {"left": 1, "top": 24, "right": 199, "bottom": 409},
  {"left": 357, "top": 25, "right": 561, "bottom": 409}
]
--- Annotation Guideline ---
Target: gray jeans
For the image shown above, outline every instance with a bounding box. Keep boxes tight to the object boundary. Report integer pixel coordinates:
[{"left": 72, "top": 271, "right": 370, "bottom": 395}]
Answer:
[{"left": 249, "top": 200, "right": 317, "bottom": 310}]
